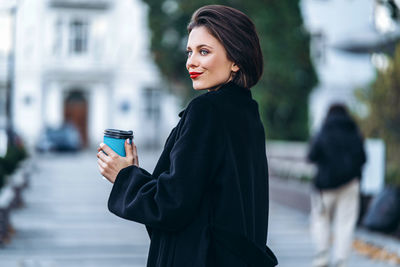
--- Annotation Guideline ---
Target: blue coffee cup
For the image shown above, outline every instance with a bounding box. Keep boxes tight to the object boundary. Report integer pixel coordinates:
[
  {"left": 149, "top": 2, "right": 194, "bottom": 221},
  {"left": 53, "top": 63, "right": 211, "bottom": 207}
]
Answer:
[{"left": 103, "top": 129, "right": 133, "bottom": 157}]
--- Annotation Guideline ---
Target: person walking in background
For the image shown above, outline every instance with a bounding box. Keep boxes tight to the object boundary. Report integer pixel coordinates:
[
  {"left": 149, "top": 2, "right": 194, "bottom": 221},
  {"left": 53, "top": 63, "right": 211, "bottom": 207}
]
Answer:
[
  {"left": 96, "top": 5, "right": 277, "bottom": 267},
  {"left": 307, "top": 103, "right": 367, "bottom": 267}
]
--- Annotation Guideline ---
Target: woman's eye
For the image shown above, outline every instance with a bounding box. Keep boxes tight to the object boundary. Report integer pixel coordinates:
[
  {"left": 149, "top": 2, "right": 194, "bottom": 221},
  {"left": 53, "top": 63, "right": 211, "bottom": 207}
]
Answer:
[
  {"left": 200, "top": 49, "right": 209, "bottom": 55},
  {"left": 186, "top": 50, "right": 192, "bottom": 57}
]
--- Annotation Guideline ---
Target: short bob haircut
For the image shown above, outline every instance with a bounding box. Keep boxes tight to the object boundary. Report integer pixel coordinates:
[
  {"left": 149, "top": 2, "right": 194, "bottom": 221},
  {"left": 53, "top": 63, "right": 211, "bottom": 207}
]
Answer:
[{"left": 187, "top": 5, "right": 263, "bottom": 89}]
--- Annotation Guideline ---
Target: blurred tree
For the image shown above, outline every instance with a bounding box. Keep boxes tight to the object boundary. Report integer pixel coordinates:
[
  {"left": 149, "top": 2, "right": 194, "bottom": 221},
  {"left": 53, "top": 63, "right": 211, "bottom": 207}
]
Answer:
[
  {"left": 143, "top": 0, "right": 317, "bottom": 140},
  {"left": 356, "top": 44, "right": 400, "bottom": 186},
  {"left": 384, "top": 0, "right": 399, "bottom": 21},
  {"left": 249, "top": 1, "right": 318, "bottom": 140}
]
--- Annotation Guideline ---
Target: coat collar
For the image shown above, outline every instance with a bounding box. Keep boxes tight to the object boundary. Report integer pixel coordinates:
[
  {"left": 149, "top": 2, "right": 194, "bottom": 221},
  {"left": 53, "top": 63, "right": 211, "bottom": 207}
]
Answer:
[
  {"left": 178, "top": 82, "right": 251, "bottom": 118},
  {"left": 217, "top": 81, "right": 251, "bottom": 97}
]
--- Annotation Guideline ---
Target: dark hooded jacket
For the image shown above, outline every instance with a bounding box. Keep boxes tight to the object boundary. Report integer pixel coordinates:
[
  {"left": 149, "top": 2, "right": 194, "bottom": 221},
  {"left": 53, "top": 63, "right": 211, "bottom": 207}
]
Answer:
[
  {"left": 108, "top": 82, "right": 278, "bottom": 267},
  {"left": 307, "top": 112, "right": 367, "bottom": 190}
]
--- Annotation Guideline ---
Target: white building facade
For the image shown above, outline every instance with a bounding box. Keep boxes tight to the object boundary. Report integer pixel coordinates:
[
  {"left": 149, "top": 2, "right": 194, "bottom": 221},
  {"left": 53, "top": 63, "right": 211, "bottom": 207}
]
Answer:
[
  {"left": 301, "top": 0, "right": 377, "bottom": 132},
  {"left": 11, "top": 0, "right": 179, "bottom": 149},
  {"left": 300, "top": 0, "right": 399, "bottom": 193}
]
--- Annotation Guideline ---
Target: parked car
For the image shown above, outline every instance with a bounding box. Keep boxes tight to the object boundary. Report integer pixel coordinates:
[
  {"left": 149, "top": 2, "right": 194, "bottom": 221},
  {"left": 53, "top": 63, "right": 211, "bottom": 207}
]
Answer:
[{"left": 36, "top": 123, "right": 82, "bottom": 152}]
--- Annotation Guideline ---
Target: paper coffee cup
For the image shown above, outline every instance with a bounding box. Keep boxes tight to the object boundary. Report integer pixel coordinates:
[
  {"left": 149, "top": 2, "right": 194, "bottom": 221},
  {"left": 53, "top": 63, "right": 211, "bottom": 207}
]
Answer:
[{"left": 103, "top": 129, "right": 133, "bottom": 157}]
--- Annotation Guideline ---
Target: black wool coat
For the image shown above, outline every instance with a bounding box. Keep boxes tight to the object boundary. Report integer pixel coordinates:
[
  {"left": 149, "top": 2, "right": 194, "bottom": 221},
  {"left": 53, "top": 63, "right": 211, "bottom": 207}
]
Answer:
[
  {"left": 108, "top": 82, "right": 278, "bottom": 267},
  {"left": 307, "top": 114, "right": 367, "bottom": 190}
]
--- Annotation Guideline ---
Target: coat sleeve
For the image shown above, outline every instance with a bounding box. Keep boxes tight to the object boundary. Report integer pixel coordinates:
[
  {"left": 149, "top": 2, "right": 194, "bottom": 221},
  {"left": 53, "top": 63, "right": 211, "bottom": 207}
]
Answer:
[{"left": 108, "top": 98, "right": 226, "bottom": 231}]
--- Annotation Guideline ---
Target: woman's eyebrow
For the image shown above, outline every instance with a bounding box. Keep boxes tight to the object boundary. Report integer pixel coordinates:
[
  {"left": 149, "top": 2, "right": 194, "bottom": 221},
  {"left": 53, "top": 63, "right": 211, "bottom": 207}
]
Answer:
[{"left": 186, "top": 44, "right": 213, "bottom": 50}]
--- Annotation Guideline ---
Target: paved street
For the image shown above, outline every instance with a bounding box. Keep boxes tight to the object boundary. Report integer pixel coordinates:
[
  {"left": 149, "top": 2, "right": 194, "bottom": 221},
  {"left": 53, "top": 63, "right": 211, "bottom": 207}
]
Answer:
[
  {"left": 268, "top": 203, "right": 393, "bottom": 267},
  {"left": 0, "top": 150, "right": 153, "bottom": 267},
  {"left": 0, "top": 149, "right": 394, "bottom": 266}
]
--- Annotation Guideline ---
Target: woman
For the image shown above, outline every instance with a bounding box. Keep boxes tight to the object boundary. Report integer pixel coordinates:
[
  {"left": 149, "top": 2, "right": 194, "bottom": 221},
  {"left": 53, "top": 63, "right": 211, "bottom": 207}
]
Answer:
[
  {"left": 308, "top": 104, "right": 366, "bottom": 267},
  {"left": 97, "top": 5, "right": 277, "bottom": 267}
]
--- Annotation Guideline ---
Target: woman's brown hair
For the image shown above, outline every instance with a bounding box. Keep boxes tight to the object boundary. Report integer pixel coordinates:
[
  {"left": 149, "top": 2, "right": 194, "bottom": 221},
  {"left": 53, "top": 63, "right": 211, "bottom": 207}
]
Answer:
[{"left": 187, "top": 5, "right": 263, "bottom": 89}]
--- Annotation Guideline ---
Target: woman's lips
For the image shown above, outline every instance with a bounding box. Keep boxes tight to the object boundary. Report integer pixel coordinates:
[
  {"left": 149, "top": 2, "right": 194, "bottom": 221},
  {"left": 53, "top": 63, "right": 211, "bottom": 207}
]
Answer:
[{"left": 189, "top": 72, "right": 203, "bottom": 79}]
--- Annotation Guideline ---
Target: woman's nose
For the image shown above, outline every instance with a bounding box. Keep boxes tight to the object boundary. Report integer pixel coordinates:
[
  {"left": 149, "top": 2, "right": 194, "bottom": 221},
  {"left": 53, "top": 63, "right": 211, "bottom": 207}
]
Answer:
[{"left": 186, "top": 54, "right": 199, "bottom": 69}]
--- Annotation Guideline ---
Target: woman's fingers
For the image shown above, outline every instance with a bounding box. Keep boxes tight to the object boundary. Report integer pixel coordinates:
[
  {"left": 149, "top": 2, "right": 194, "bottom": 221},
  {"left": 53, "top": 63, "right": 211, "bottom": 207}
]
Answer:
[
  {"left": 97, "top": 141, "right": 135, "bottom": 183},
  {"left": 97, "top": 158, "right": 107, "bottom": 168},
  {"left": 133, "top": 146, "right": 139, "bottom": 167},
  {"left": 133, "top": 144, "right": 137, "bottom": 158},
  {"left": 98, "top": 165, "right": 105, "bottom": 175},
  {"left": 132, "top": 140, "right": 139, "bottom": 167},
  {"left": 97, "top": 150, "right": 109, "bottom": 162},
  {"left": 97, "top": 145, "right": 117, "bottom": 183},
  {"left": 99, "top": 143, "right": 118, "bottom": 158},
  {"left": 125, "top": 139, "right": 133, "bottom": 159}
]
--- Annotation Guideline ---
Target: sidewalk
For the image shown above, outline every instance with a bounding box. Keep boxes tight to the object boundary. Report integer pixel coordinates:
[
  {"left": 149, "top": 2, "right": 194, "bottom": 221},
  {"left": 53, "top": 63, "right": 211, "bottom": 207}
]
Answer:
[
  {"left": 268, "top": 202, "right": 393, "bottom": 267},
  {"left": 269, "top": 176, "right": 399, "bottom": 266},
  {"left": 0, "top": 149, "right": 396, "bottom": 266},
  {"left": 0, "top": 150, "right": 151, "bottom": 266}
]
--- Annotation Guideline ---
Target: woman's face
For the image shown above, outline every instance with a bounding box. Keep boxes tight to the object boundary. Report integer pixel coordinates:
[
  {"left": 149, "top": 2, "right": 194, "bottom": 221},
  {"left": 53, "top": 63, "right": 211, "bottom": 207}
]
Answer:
[{"left": 186, "top": 26, "right": 239, "bottom": 91}]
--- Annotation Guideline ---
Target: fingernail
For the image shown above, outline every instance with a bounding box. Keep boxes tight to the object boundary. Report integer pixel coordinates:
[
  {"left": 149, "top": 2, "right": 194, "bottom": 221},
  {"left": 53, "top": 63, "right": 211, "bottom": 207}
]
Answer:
[
  {"left": 127, "top": 139, "right": 131, "bottom": 144},
  {"left": 100, "top": 143, "right": 104, "bottom": 147}
]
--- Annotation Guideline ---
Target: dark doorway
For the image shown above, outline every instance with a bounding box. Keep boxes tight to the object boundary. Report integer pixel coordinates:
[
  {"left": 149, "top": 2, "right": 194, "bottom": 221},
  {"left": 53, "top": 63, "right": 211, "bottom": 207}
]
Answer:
[{"left": 64, "top": 90, "right": 88, "bottom": 147}]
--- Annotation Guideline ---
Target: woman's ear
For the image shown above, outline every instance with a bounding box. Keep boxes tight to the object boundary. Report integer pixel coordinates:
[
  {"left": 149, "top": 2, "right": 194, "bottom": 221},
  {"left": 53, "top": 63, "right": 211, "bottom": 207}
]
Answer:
[{"left": 231, "top": 63, "right": 239, "bottom": 72}]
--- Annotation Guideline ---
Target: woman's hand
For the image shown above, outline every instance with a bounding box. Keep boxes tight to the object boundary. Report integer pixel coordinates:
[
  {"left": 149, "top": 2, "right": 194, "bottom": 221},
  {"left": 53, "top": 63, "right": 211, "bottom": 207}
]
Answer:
[{"left": 97, "top": 139, "right": 139, "bottom": 183}]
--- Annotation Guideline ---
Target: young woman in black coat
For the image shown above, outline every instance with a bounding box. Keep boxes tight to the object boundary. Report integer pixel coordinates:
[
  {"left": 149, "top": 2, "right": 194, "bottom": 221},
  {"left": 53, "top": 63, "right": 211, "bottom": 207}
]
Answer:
[{"left": 97, "top": 5, "right": 277, "bottom": 267}]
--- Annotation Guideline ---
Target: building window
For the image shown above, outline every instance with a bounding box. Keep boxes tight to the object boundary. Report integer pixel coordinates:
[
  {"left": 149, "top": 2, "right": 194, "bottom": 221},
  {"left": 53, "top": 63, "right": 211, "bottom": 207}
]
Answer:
[
  {"left": 0, "top": 88, "right": 6, "bottom": 117},
  {"left": 53, "top": 18, "right": 63, "bottom": 55},
  {"left": 69, "top": 19, "right": 88, "bottom": 54},
  {"left": 310, "top": 31, "right": 326, "bottom": 64},
  {"left": 143, "top": 88, "right": 160, "bottom": 120}
]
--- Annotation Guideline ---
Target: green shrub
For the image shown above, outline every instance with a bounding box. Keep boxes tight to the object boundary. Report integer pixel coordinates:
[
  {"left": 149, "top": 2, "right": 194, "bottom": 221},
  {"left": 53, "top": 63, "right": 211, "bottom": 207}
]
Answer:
[
  {"left": 0, "top": 143, "right": 28, "bottom": 189},
  {"left": 356, "top": 44, "right": 400, "bottom": 187},
  {"left": 385, "top": 164, "right": 400, "bottom": 187},
  {"left": 0, "top": 164, "right": 5, "bottom": 189},
  {"left": 142, "top": 0, "right": 318, "bottom": 141}
]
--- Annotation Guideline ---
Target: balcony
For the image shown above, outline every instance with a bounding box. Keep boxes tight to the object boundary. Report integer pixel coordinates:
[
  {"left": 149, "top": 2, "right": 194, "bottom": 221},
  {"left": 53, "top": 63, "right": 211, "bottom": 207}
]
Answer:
[{"left": 49, "top": 0, "right": 112, "bottom": 10}]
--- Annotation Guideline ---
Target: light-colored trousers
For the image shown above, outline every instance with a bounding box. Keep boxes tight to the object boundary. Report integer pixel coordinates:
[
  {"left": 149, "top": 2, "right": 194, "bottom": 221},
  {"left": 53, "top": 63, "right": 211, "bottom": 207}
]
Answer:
[{"left": 310, "top": 179, "right": 360, "bottom": 267}]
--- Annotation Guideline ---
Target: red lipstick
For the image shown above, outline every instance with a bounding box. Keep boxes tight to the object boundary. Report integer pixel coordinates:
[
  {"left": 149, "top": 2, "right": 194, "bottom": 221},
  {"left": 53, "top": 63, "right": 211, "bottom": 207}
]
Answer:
[{"left": 189, "top": 72, "right": 203, "bottom": 79}]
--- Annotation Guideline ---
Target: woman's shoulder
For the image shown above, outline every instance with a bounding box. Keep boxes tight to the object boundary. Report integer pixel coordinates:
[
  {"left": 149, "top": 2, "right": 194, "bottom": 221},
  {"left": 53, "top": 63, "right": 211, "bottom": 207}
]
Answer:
[
  {"left": 185, "top": 91, "right": 220, "bottom": 115},
  {"left": 193, "top": 89, "right": 221, "bottom": 103},
  {"left": 175, "top": 93, "right": 224, "bottom": 131},
  {"left": 177, "top": 93, "right": 214, "bottom": 119}
]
